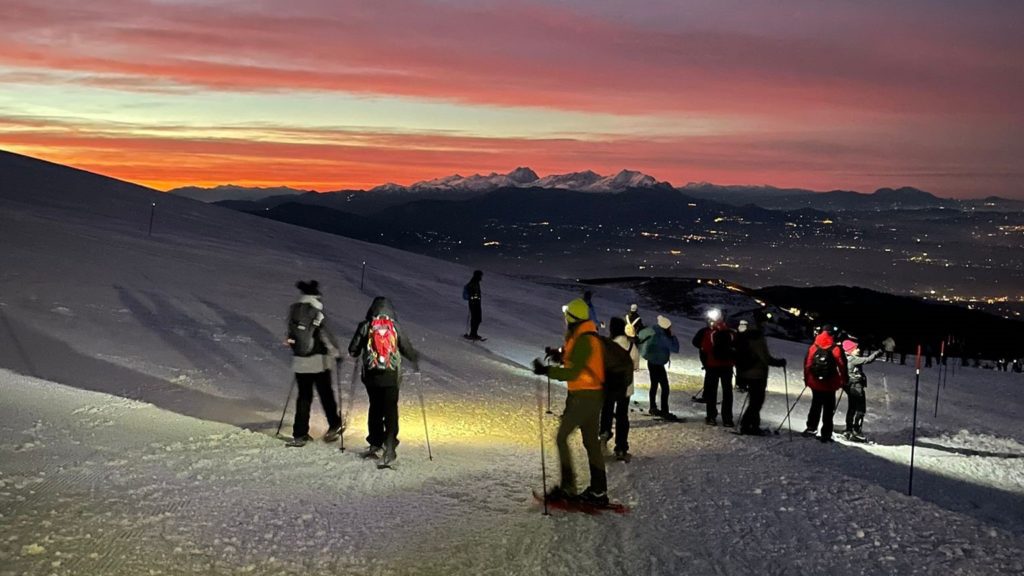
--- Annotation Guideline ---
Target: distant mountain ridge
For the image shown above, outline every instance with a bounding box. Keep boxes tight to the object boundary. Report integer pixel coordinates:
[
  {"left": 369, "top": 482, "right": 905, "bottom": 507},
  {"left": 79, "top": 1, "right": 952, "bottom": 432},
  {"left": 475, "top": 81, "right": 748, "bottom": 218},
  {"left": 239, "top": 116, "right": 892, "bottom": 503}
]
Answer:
[
  {"left": 371, "top": 167, "right": 667, "bottom": 194},
  {"left": 168, "top": 184, "right": 308, "bottom": 202}
]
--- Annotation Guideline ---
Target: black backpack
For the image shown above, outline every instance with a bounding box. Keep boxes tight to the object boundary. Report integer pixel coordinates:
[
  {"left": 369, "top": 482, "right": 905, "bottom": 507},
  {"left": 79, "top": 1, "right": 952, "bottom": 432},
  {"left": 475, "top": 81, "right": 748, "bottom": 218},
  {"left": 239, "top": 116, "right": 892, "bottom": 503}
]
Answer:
[
  {"left": 810, "top": 345, "right": 837, "bottom": 380},
  {"left": 711, "top": 328, "right": 735, "bottom": 362},
  {"left": 287, "top": 302, "right": 323, "bottom": 357},
  {"left": 586, "top": 333, "right": 634, "bottom": 395}
]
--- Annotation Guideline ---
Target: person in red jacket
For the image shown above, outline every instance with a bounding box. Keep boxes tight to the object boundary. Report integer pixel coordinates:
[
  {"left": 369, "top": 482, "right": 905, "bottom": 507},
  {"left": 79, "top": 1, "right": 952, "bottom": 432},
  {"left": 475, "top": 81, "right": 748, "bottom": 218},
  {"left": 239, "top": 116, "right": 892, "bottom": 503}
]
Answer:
[{"left": 802, "top": 325, "right": 849, "bottom": 442}]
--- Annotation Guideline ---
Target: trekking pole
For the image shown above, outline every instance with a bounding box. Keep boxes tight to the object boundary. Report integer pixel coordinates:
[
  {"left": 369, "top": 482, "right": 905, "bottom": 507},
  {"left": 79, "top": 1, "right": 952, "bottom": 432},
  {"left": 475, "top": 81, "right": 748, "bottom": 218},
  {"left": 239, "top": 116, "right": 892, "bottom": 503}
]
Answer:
[
  {"left": 736, "top": 390, "right": 749, "bottom": 429},
  {"left": 336, "top": 359, "right": 345, "bottom": 453},
  {"left": 147, "top": 202, "right": 156, "bottom": 236},
  {"left": 775, "top": 382, "right": 807, "bottom": 435},
  {"left": 536, "top": 376, "right": 550, "bottom": 516},
  {"left": 360, "top": 261, "right": 367, "bottom": 292},
  {"left": 545, "top": 372, "right": 553, "bottom": 415},
  {"left": 783, "top": 368, "right": 792, "bottom": 440},
  {"left": 909, "top": 345, "right": 922, "bottom": 496},
  {"left": 418, "top": 372, "right": 433, "bottom": 461},
  {"left": 275, "top": 377, "right": 296, "bottom": 437},
  {"left": 933, "top": 339, "right": 945, "bottom": 418}
]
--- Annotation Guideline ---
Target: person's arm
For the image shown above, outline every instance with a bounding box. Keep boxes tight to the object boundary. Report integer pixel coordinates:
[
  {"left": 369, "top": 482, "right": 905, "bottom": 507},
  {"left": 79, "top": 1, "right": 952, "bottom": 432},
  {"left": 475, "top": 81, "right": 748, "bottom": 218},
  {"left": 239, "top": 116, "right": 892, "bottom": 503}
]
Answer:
[
  {"left": 547, "top": 335, "right": 596, "bottom": 383},
  {"left": 865, "top": 350, "right": 882, "bottom": 364},
  {"left": 348, "top": 321, "right": 367, "bottom": 358},
  {"left": 691, "top": 328, "right": 705, "bottom": 349},
  {"left": 398, "top": 328, "right": 420, "bottom": 368},
  {"left": 668, "top": 333, "right": 680, "bottom": 354},
  {"left": 835, "top": 347, "right": 850, "bottom": 386},
  {"left": 320, "top": 323, "right": 341, "bottom": 359}
]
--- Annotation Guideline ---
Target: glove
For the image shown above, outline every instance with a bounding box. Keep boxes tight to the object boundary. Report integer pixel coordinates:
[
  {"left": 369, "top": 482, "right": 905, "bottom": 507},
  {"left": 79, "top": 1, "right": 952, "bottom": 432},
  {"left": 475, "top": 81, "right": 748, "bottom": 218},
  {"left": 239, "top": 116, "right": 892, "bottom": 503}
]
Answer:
[
  {"left": 778, "top": 358, "right": 787, "bottom": 367},
  {"left": 532, "top": 358, "right": 549, "bottom": 375}
]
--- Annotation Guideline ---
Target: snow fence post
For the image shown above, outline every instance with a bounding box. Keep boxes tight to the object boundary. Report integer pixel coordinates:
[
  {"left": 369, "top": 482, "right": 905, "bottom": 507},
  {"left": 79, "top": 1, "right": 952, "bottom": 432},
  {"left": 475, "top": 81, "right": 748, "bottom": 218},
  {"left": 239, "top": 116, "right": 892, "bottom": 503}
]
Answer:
[
  {"left": 147, "top": 202, "right": 156, "bottom": 236},
  {"left": 909, "top": 344, "right": 922, "bottom": 496}
]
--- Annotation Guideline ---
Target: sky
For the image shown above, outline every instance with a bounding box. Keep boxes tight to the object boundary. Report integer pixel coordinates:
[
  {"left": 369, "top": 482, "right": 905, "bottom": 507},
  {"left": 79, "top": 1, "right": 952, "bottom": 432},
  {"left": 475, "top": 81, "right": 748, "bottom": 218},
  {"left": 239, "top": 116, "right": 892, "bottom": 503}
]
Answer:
[{"left": 0, "top": 0, "right": 1022, "bottom": 197}]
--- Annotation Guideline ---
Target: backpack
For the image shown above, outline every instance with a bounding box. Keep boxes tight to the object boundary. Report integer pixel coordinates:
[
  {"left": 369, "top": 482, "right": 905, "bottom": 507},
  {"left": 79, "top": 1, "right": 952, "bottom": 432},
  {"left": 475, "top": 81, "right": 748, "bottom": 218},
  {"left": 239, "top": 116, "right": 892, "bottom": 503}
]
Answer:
[
  {"left": 585, "top": 332, "right": 633, "bottom": 395},
  {"left": 810, "top": 345, "right": 837, "bottom": 380},
  {"left": 462, "top": 285, "right": 470, "bottom": 301},
  {"left": 734, "top": 333, "right": 754, "bottom": 370},
  {"left": 711, "top": 328, "right": 735, "bottom": 361},
  {"left": 287, "top": 302, "right": 323, "bottom": 357},
  {"left": 365, "top": 315, "right": 400, "bottom": 371}
]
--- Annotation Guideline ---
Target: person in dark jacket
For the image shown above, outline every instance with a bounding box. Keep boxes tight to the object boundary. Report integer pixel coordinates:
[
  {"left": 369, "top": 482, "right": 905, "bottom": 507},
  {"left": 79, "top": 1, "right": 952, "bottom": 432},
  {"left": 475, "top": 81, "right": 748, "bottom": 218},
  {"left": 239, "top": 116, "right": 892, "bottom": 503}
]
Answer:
[
  {"left": 463, "top": 270, "right": 483, "bottom": 340},
  {"left": 802, "top": 326, "right": 849, "bottom": 442},
  {"left": 600, "top": 317, "right": 634, "bottom": 461},
  {"left": 736, "top": 311, "right": 786, "bottom": 435},
  {"left": 624, "top": 304, "right": 644, "bottom": 371},
  {"left": 842, "top": 340, "right": 880, "bottom": 442},
  {"left": 637, "top": 315, "right": 681, "bottom": 419},
  {"left": 532, "top": 298, "right": 608, "bottom": 505},
  {"left": 698, "top": 318, "right": 737, "bottom": 426},
  {"left": 348, "top": 296, "right": 419, "bottom": 466},
  {"left": 285, "top": 280, "right": 343, "bottom": 447}
]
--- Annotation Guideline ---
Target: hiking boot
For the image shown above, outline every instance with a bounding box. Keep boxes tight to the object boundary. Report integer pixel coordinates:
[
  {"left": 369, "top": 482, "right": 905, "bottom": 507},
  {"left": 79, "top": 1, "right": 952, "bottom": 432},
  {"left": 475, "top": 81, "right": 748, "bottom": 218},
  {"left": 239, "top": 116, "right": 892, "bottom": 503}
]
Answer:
[
  {"left": 722, "top": 420, "right": 735, "bottom": 428},
  {"left": 615, "top": 450, "right": 632, "bottom": 463},
  {"left": 819, "top": 435, "right": 834, "bottom": 443},
  {"left": 648, "top": 407, "right": 662, "bottom": 416},
  {"left": 598, "top": 431, "right": 612, "bottom": 444},
  {"left": 661, "top": 412, "right": 680, "bottom": 422},
  {"left": 286, "top": 435, "right": 312, "bottom": 448},
  {"left": 704, "top": 417, "right": 717, "bottom": 426},
  {"left": 801, "top": 428, "right": 817, "bottom": 438},
  {"left": 849, "top": 431, "right": 867, "bottom": 443},
  {"left": 543, "top": 485, "right": 573, "bottom": 502},
  {"left": 323, "top": 423, "right": 343, "bottom": 443},
  {"left": 578, "top": 487, "right": 609, "bottom": 506},
  {"left": 360, "top": 445, "right": 383, "bottom": 459}
]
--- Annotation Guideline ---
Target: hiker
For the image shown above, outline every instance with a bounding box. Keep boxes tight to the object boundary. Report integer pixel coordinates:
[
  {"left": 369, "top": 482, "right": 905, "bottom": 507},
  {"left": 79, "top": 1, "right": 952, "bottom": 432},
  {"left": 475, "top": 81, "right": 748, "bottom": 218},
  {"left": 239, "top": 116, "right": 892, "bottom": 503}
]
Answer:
[
  {"left": 285, "top": 280, "right": 343, "bottom": 447},
  {"left": 348, "top": 296, "right": 420, "bottom": 466},
  {"left": 802, "top": 325, "right": 848, "bottom": 442},
  {"left": 600, "top": 316, "right": 634, "bottom": 461},
  {"left": 735, "top": 320, "right": 749, "bottom": 392},
  {"left": 736, "top": 311, "right": 786, "bottom": 435},
  {"left": 842, "top": 339, "right": 880, "bottom": 442},
  {"left": 624, "top": 304, "right": 644, "bottom": 371},
  {"left": 532, "top": 298, "right": 608, "bottom": 505},
  {"left": 699, "top": 316, "right": 737, "bottom": 426},
  {"left": 882, "top": 336, "right": 896, "bottom": 363},
  {"left": 463, "top": 270, "right": 483, "bottom": 340},
  {"left": 637, "top": 315, "right": 681, "bottom": 419}
]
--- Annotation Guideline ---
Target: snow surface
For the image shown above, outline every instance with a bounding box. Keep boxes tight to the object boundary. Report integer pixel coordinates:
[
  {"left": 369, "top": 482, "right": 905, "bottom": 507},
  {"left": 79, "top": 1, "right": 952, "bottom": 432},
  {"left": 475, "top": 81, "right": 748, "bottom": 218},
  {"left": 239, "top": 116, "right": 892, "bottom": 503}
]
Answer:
[{"left": 1, "top": 158, "right": 1023, "bottom": 575}]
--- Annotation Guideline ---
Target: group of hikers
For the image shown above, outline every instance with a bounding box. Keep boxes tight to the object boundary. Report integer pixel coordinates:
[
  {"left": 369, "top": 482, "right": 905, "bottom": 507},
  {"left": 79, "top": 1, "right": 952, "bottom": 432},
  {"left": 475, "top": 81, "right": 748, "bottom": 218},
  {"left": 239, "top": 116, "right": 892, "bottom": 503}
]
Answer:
[{"left": 282, "top": 274, "right": 887, "bottom": 505}]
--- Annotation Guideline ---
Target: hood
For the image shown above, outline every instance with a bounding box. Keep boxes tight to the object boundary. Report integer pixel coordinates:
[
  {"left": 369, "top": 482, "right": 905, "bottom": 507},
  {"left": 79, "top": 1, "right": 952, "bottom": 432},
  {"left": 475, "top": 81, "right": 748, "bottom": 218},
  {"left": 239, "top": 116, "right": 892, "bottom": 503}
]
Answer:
[
  {"left": 365, "top": 296, "right": 396, "bottom": 320},
  {"left": 814, "top": 331, "right": 835, "bottom": 348}
]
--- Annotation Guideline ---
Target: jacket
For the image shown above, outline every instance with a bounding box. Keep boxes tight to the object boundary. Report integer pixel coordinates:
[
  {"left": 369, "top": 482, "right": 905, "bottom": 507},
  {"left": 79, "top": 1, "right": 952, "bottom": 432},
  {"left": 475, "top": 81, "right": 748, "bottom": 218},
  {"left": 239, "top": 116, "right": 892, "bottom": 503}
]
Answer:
[
  {"left": 348, "top": 297, "right": 419, "bottom": 388},
  {"left": 289, "top": 295, "right": 340, "bottom": 374},
  {"left": 637, "top": 325, "right": 680, "bottom": 366},
  {"left": 735, "top": 327, "right": 785, "bottom": 380},
  {"left": 547, "top": 320, "right": 604, "bottom": 392},
  {"left": 846, "top": 350, "right": 881, "bottom": 388},
  {"left": 612, "top": 334, "right": 635, "bottom": 397},
  {"left": 464, "top": 279, "right": 482, "bottom": 301},
  {"left": 804, "top": 332, "right": 848, "bottom": 392},
  {"left": 699, "top": 322, "right": 736, "bottom": 369}
]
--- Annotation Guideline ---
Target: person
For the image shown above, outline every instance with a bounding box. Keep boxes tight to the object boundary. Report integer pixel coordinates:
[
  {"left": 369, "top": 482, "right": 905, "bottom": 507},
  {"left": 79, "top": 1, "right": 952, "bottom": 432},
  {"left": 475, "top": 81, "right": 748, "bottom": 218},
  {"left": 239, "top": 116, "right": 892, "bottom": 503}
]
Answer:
[
  {"left": 600, "top": 317, "right": 633, "bottom": 461},
  {"left": 285, "top": 280, "right": 343, "bottom": 447},
  {"left": 735, "top": 311, "right": 786, "bottom": 435},
  {"left": 624, "top": 304, "right": 645, "bottom": 371},
  {"left": 802, "top": 325, "right": 848, "bottom": 442},
  {"left": 532, "top": 298, "right": 608, "bottom": 505},
  {"left": 463, "top": 270, "right": 483, "bottom": 340},
  {"left": 735, "top": 320, "right": 750, "bottom": 392},
  {"left": 842, "top": 340, "right": 880, "bottom": 442},
  {"left": 348, "top": 296, "right": 420, "bottom": 466},
  {"left": 698, "top": 317, "right": 737, "bottom": 426},
  {"left": 637, "top": 315, "right": 681, "bottom": 419},
  {"left": 882, "top": 336, "right": 896, "bottom": 363}
]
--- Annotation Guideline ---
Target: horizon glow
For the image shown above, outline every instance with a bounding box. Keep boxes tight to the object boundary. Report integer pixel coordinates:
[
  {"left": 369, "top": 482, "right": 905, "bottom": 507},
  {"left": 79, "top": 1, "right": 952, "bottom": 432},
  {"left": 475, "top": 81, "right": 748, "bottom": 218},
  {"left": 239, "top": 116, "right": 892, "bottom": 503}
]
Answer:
[{"left": 0, "top": 0, "right": 1021, "bottom": 197}]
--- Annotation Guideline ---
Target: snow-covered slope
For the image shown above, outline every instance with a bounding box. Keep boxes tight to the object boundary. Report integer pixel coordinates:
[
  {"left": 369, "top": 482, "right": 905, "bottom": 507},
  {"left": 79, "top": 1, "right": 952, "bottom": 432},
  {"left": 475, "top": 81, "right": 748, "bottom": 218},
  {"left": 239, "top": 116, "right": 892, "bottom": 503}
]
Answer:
[{"left": 1, "top": 151, "right": 1022, "bottom": 575}]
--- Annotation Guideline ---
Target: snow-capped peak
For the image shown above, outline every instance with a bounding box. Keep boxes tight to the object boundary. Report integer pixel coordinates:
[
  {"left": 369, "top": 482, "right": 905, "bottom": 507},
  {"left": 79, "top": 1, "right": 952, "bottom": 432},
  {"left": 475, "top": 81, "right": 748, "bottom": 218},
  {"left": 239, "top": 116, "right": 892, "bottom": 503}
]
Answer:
[{"left": 376, "top": 168, "right": 665, "bottom": 194}]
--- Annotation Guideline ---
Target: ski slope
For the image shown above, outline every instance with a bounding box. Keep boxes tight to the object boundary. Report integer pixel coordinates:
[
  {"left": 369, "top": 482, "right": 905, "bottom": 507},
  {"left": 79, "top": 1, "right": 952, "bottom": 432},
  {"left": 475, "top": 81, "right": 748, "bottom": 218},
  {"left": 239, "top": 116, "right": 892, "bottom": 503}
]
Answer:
[{"left": 1, "top": 152, "right": 1022, "bottom": 575}]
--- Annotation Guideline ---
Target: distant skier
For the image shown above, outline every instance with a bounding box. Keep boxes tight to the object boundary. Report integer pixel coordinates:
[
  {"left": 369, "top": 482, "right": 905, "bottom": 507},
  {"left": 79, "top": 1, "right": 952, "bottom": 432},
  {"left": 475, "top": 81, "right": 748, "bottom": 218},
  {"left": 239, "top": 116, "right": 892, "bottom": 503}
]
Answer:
[
  {"left": 624, "top": 304, "right": 644, "bottom": 371},
  {"left": 842, "top": 340, "right": 880, "bottom": 442},
  {"left": 637, "top": 315, "right": 681, "bottom": 419},
  {"left": 348, "top": 296, "right": 419, "bottom": 466},
  {"left": 881, "top": 336, "right": 896, "bottom": 363},
  {"left": 463, "top": 270, "right": 484, "bottom": 340},
  {"left": 285, "top": 280, "right": 343, "bottom": 448},
  {"left": 532, "top": 298, "right": 608, "bottom": 505},
  {"left": 600, "top": 316, "right": 634, "bottom": 461},
  {"left": 735, "top": 311, "right": 786, "bottom": 435},
  {"left": 698, "top": 314, "right": 737, "bottom": 426},
  {"left": 802, "top": 325, "right": 849, "bottom": 442}
]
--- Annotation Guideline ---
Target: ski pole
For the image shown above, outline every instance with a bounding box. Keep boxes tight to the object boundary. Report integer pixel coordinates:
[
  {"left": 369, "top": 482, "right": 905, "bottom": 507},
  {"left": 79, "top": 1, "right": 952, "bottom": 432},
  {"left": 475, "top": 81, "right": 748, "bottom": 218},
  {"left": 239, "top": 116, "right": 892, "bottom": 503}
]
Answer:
[
  {"left": 545, "top": 372, "right": 553, "bottom": 415},
  {"left": 418, "top": 372, "right": 433, "bottom": 461},
  {"left": 783, "top": 368, "right": 792, "bottom": 440},
  {"left": 933, "top": 339, "right": 945, "bottom": 418},
  {"left": 275, "top": 377, "right": 296, "bottom": 437},
  {"left": 909, "top": 345, "right": 922, "bottom": 496},
  {"left": 775, "top": 382, "right": 807, "bottom": 434},
  {"left": 536, "top": 376, "right": 550, "bottom": 516},
  {"left": 736, "top": 389, "right": 749, "bottom": 429},
  {"left": 336, "top": 359, "right": 345, "bottom": 453}
]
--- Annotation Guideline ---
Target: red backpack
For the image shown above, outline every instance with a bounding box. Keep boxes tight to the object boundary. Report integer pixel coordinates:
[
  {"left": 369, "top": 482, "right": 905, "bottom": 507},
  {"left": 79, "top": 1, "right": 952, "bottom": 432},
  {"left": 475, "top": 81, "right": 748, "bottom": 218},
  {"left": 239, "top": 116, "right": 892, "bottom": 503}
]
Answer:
[{"left": 365, "top": 315, "right": 400, "bottom": 371}]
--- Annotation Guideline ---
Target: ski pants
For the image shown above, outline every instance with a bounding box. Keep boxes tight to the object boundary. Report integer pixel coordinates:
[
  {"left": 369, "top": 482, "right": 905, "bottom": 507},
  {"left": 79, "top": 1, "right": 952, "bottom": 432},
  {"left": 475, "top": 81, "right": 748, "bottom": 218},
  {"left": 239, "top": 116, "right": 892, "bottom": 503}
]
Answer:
[
  {"left": 293, "top": 370, "right": 341, "bottom": 439},
  {"left": 556, "top": 390, "right": 607, "bottom": 494},
  {"left": 365, "top": 385, "right": 400, "bottom": 449},
  {"left": 845, "top": 384, "right": 866, "bottom": 433},
  {"left": 648, "top": 362, "right": 670, "bottom": 413},
  {"left": 599, "top": 392, "right": 630, "bottom": 453},
  {"left": 704, "top": 366, "right": 734, "bottom": 423},
  {"left": 884, "top": 351, "right": 894, "bottom": 363},
  {"left": 468, "top": 300, "right": 482, "bottom": 337},
  {"left": 806, "top": 389, "right": 837, "bottom": 439},
  {"left": 738, "top": 376, "right": 767, "bottom": 432}
]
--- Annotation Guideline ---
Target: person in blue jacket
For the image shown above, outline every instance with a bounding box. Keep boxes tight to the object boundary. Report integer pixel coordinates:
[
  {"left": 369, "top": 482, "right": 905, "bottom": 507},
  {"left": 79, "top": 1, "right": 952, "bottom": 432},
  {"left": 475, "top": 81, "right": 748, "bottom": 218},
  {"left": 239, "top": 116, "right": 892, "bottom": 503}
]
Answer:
[{"left": 637, "top": 315, "right": 680, "bottom": 419}]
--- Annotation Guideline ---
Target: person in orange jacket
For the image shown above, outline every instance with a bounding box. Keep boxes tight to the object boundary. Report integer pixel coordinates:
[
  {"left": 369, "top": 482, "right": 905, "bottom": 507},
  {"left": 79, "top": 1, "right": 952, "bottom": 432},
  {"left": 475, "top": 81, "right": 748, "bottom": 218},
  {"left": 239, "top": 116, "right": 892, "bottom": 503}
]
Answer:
[
  {"left": 533, "top": 298, "right": 608, "bottom": 505},
  {"left": 802, "top": 325, "right": 849, "bottom": 442}
]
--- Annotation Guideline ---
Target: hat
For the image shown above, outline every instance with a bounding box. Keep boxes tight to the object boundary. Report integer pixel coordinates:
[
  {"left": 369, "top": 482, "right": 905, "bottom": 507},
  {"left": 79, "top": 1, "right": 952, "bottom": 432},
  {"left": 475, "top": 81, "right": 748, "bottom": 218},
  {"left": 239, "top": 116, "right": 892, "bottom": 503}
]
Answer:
[
  {"left": 296, "top": 280, "right": 321, "bottom": 296},
  {"left": 657, "top": 315, "right": 671, "bottom": 329},
  {"left": 842, "top": 340, "right": 858, "bottom": 353},
  {"left": 563, "top": 298, "right": 590, "bottom": 322},
  {"left": 630, "top": 303, "right": 638, "bottom": 312}
]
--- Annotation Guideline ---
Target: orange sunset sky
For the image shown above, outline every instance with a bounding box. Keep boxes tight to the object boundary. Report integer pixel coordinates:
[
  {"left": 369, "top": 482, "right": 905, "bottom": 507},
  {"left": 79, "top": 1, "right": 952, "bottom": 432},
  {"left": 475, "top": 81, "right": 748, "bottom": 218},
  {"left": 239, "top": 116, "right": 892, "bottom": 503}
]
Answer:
[{"left": 1, "top": 1, "right": 1021, "bottom": 197}]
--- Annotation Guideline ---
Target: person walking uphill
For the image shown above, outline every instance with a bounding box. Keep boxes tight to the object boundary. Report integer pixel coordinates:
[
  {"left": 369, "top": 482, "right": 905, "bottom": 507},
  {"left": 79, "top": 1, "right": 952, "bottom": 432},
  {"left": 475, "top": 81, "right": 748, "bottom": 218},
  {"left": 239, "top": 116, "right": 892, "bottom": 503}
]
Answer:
[
  {"left": 736, "top": 311, "right": 786, "bottom": 435},
  {"left": 285, "top": 280, "right": 343, "bottom": 447},
  {"left": 637, "top": 315, "right": 681, "bottom": 420},
  {"left": 532, "top": 298, "right": 608, "bottom": 505},
  {"left": 843, "top": 340, "right": 880, "bottom": 442},
  {"left": 348, "top": 297, "right": 419, "bottom": 466},
  {"left": 463, "top": 270, "right": 484, "bottom": 341},
  {"left": 802, "top": 325, "right": 848, "bottom": 443}
]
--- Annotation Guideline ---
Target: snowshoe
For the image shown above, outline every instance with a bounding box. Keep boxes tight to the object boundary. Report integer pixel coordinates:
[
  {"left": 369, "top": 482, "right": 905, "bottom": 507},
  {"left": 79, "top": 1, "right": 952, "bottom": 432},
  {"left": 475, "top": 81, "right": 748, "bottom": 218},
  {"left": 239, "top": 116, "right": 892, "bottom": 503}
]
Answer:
[
  {"left": 380, "top": 445, "right": 397, "bottom": 467},
  {"left": 323, "top": 424, "right": 343, "bottom": 443},
  {"left": 532, "top": 489, "right": 629, "bottom": 514},
  {"left": 285, "top": 435, "right": 312, "bottom": 448}
]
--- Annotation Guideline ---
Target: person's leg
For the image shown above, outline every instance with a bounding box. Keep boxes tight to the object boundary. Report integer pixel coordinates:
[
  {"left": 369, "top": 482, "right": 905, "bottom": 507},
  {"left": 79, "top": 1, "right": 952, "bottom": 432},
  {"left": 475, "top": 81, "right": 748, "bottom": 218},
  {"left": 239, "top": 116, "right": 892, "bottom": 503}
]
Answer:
[
  {"left": 614, "top": 395, "right": 630, "bottom": 453},
  {"left": 844, "top": 388, "right": 855, "bottom": 432},
  {"left": 292, "top": 373, "right": 315, "bottom": 438},
  {"left": 382, "top": 386, "right": 400, "bottom": 450},
  {"left": 741, "top": 378, "right": 765, "bottom": 431},
  {"left": 365, "top": 384, "right": 384, "bottom": 448},
  {"left": 469, "top": 301, "right": 482, "bottom": 337},
  {"left": 851, "top": 386, "right": 866, "bottom": 433},
  {"left": 648, "top": 362, "right": 664, "bottom": 412},
  {"left": 599, "top": 391, "right": 615, "bottom": 438},
  {"left": 821, "top": 391, "right": 836, "bottom": 439},
  {"left": 578, "top": 391, "right": 607, "bottom": 494},
  {"left": 720, "top": 369, "right": 734, "bottom": 426},
  {"left": 554, "top": 394, "right": 580, "bottom": 493},
  {"left": 313, "top": 370, "right": 341, "bottom": 430},
  {"left": 806, "top": 390, "right": 824, "bottom": 432},
  {"left": 704, "top": 369, "right": 718, "bottom": 421}
]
